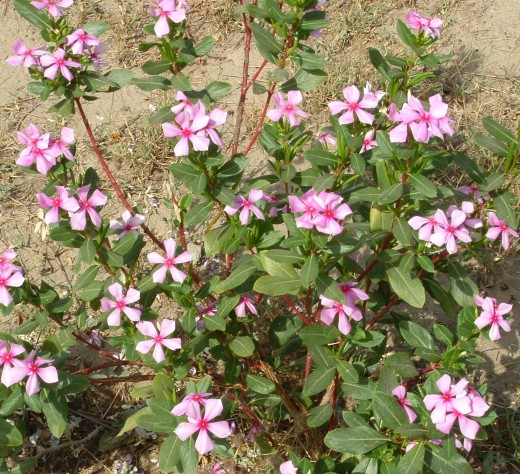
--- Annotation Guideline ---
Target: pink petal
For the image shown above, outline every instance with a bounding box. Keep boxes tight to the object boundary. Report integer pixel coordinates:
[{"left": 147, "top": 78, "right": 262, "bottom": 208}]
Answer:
[
  {"left": 152, "top": 343, "right": 166, "bottom": 363},
  {"left": 162, "top": 338, "right": 182, "bottom": 351},
  {"left": 175, "top": 421, "right": 200, "bottom": 441},
  {"left": 25, "top": 373, "right": 40, "bottom": 396},
  {"left": 203, "top": 399, "right": 224, "bottom": 421},
  {"left": 195, "top": 429, "right": 214, "bottom": 455},
  {"left": 159, "top": 319, "right": 176, "bottom": 337},
  {"left": 207, "top": 420, "right": 232, "bottom": 438},
  {"left": 137, "top": 321, "right": 158, "bottom": 338},
  {"left": 136, "top": 339, "right": 156, "bottom": 354},
  {"left": 37, "top": 366, "right": 58, "bottom": 384}
]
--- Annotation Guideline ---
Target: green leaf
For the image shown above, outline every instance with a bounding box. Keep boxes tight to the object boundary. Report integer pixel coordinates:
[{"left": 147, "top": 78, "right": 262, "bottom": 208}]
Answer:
[
  {"left": 368, "top": 47, "right": 392, "bottom": 81},
  {"left": 79, "top": 238, "right": 96, "bottom": 265},
  {"left": 397, "top": 444, "right": 425, "bottom": 474},
  {"left": 48, "top": 98, "right": 75, "bottom": 117},
  {"left": 41, "top": 389, "right": 68, "bottom": 438},
  {"left": 303, "top": 366, "right": 336, "bottom": 396},
  {"left": 315, "top": 274, "right": 344, "bottom": 303},
  {"left": 304, "top": 149, "right": 338, "bottom": 167},
  {"left": 0, "top": 417, "right": 23, "bottom": 446},
  {"left": 307, "top": 404, "right": 333, "bottom": 427},
  {"left": 118, "top": 407, "right": 151, "bottom": 436},
  {"left": 79, "top": 280, "right": 105, "bottom": 302},
  {"left": 229, "top": 335, "right": 255, "bottom": 357},
  {"left": 259, "top": 252, "right": 297, "bottom": 278},
  {"left": 300, "top": 324, "right": 340, "bottom": 346},
  {"left": 394, "top": 424, "right": 428, "bottom": 437},
  {"left": 493, "top": 192, "right": 518, "bottom": 228},
  {"left": 261, "top": 250, "right": 304, "bottom": 264},
  {"left": 378, "top": 183, "right": 403, "bottom": 204},
  {"left": 482, "top": 116, "right": 516, "bottom": 143},
  {"left": 447, "top": 260, "right": 478, "bottom": 307},
  {"left": 73, "top": 265, "right": 99, "bottom": 291},
  {"left": 280, "top": 68, "right": 327, "bottom": 93},
  {"left": 373, "top": 392, "right": 408, "bottom": 429},
  {"left": 205, "top": 81, "right": 232, "bottom": 101},
  {"left": 169, "top": 162, "right": 207, "bottom": 195},
  {"left": 385, "top": 352, "right": 418, "bottom": 377},
  {"left": 159, "top": 434, "right": 182, "bottom": 472},
  {"left": 396, "top": 20, "right": 424, "bottom": 56},
  {"left": 13, "top": 0, "right": 52, "bottom": 29},
  {"left": 300, "top": 10, "right": 330, "bottom": 31},
  {"left": 408, "top": 173, "right": 437, "bottom": 198},
  {"left": 80, "top": 71, "right": 120, "bottom": 92},
  {"left": 131, "top": 76, "right": 172, "bottom": 91},
  {"left": 249, "top": 23, "right": 282, "bottom": 64},
  {"left": 246, "top": 375, "right": 276, "bottom": 394},
  {"left": 294, "top": 51, "right": 327, "bottom": 70},
  {"left": 325, "top": 427, "right": 387, "bottom": 454},
  {"left": 393, "top": 217, "right": 413, "bottom": 246},
  {"left": 148, "top": 105, "right": 175, "bottom": 125},
  {"left": 194, "top": 36, "right": 215, "bottom": 56},
  {"left": 352, "top": 187, "right": 381, "bottom": 202},
  {"left": 480, "top": 172, "right": 505, "bottom": 193},
  {"left": 10, "top": 457, "right": 38, "bottom": 474},
  {"left": 254, "top": 275, "right": 301, "bottom": 296},
  {"left": 141, "top": 60, "right": 172, "bottom": 75},
  {"left": 474, "top": 133, "right": 509, "bottom": 156},
  {"left": 268, "top": 316, "right": 302, "bottom": 348},
  {"left": 184, "top": 200, "right": 214, "bottom": 226},
  {"left": 83, "top": 21, "right": 110, "bottom": 36},
  {"left": 308, "top": 344, "right": 336, "bottom": 368},
  {"left": 399, "top": 321, "right": 435, "bottom": 349},
  {"left": 337, "top": 360, "right": 358, "bottom": 383},
  {"left": 387, "top": 266, "right": 425, "bottom": 308},
  {"left": 0, "top": 386, "right": 24, "bottom": 416},
  {"left": 427, "top": 446, "right": 473, "bottom": 474},
  {"left": 214, "top": 257, "right": 257, "bottom": 293},
  {"left": 105, "top": 69, "right": 135, "bottom": 87}
]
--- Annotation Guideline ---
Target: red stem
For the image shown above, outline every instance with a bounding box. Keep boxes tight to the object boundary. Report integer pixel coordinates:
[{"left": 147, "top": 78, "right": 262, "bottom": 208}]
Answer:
[
  {"left": 243, "top": 86, "right": 275, "bottom": 156},
  {"left": 304, "top": 352, "right": 312, "bottom": 380},
  {"left": 403, "top": 362, "right": 439, "bottom": 388},
  {"left": 282, "top": 295, "right": 311, "bottom": 325},
  {"left": 245, "top": 59, "right": 268, "bottom": 91},
  {"left": 89, "top": 374, "right": 154, "bottom": 384},
  {"left": 364, "top": 295, "right": 399, "bottom": 331},
  {"left": 73, "top": 360, "right": 141, "bottom": 375}
]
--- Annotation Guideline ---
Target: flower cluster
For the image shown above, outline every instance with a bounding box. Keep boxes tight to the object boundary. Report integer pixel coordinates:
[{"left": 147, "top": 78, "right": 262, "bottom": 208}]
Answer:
[
  {"left": 405, "top": 11, "right": 443, "bottom": 39},
  {"left": 0, "top": 250, "right": 24, "bottom": 307},
  {"left": 474, "top": 295, "right": 512, "bottom": 341},
  {"left": 424, "top": 375, "right": 489, "bottom": 449},
  {"left": 289, "top": 189, "right": 352, "bottom": 236}
]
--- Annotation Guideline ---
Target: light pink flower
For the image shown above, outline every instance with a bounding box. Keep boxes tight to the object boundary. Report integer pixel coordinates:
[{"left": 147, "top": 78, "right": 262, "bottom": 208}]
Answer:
[
  {"left": 288, "top": 189, "right": 320, "bottom": 230},
  {"left": 8, "top": 350, "right": 58, "bottom": 396},
  {"left": 147, "top": 238, "right": 192, "bottom": 284},
  {"left": 363, "top": 82, "right": 385, "bottom": 102},
  {"left": 100, "top": 283, "right": 141, "bottom": 326},
  {"left": 198, "top": 107, "right": 227, "bottom": 147},
  {"left": 329, "top": 85, "right": 380, "bottom": 125},
  {"left": 446, "top": 202, "right": 482, "bottom": 230},
  {"left": 109, "top": 211, "right": 145, "bottom": 239},
  {"left": 423, "top": 374, "right": 472, "bottom": 424},
  {"left": 85, "top": 42, "right": 108, "bottom": 70},
  {"left": 405, "top": 11, "right": 443, "bottom": 38},
  {"left": 0, "top": 250, "right": 22, "bottom": 273},
  {"left": 0, "top": 341, "right": 26, "bottom": 387},
  {"left": 312, "top": 191, "right": 352, "bottom": 236},
  {"left": 338, "top": 281, "right": 369, "bottom": 308},
  {"left": 474, "top": 295, "right": 512, "bottom": 341},
  {"left": 0, "top": 268, "right": 24, "bottom": 307},
  {"left": 392, "top": 385, "right": 417, "bottom": 423},
  {"left": 150, "top": 0, "right": 187, "bottom": 37},
  {"left": 51, "top": 127, "right": 75, "bottom": 161},
  {"left": 235, "top": 296, "right": 258, "bottom": 318},
  {"left": 70, "top": 184, "right": 107, "bottom": 230},
  {"left": 40, "top": 48, "right": 81, "bottom": 82},
  {"left": 316, "top": 132, "right": 337, "bottom": 146},
  {"left": 36, "top": 186, "right": 80, "bottom": 224},
  {"left": 467, "top": 387, "right": 490, "bottom": 418},
  {"left": 429, "top": 209, "right": 472, "bottom": 254},
  {"left": 360, "top": 130, "right": 377, "bottom": 153},
  {"left": 174, "top": 398, "right": 232, "bottom": 455},
  {"left": 408, "top": 210, "right": 444, "bottom": 242},
  {"left": 6, "top": 39, "right": 46, "bottom": 68},
  {"left": 16, "top": 123, "right": 58, "bottom": 175},
  {"left": 66, "top": 29, "right": 100, "bottom": 55},
  {"left": 224, "top": 190, "right": 265, "bottom": 225},
  {"left": 267, "top": 91, "right": 308, "bottom": 126},
  {"left": 163, "top": 110, "right": 210, "bottom": 157},
  {"left": 319, "top": 295, "right": 361, "bottom": 335},
  {"left": 280, "top": 460, "right": 298, "bottom": 474},
  {"left": 31, "top": 0, "right": 73, "bottom": 17},
  {"left": 135, "top": 319, "right": 182, "bottom": 363},
  {"left": 212, "top": 463, "right": 225, "bottom": 474},
  {"left": 171, "top": 391, "right": 212, "bottom": 417},
  {"left": 486, "top": 212, "right": 518, "bottom": 251},
  {"left": 435, "top": 409, "right": 480, "bottom": 439},
  {"left": 171, "top": 91, "right": 195, "bottom": 115}
]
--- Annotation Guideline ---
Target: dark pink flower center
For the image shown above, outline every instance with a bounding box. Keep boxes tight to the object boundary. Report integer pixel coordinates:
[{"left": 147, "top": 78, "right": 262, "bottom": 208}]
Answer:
[
  {"left": 56, "top": 59, "right": 64, "bottom": 66},
  {"left": 324, "top": 210, "right": 334, "bottom": 218},
  {"left": 182, "top": 128, "right": 192, "bottom": 138},
  {"left": 349, "top": 102, "right": 359, "bottom": 111},
  {"left": 53, "top": 198, "right": 61, "bottom": 206},
  {"left": 446, "top": 225, "right": 455, "bottom": 234},
  {"left": 81, "top": 201, "right": 91, "bottom": 210},
  {"left": 499, "top": 223, "right": 507, "bottom": 231},
  {"left": 3, "top": 354, "right": 12, "bottom": 363},
  {"left": 29, "top": 363, "right": 39, "bottom": 374},
  {"left": 165, "top": 258, "right": 174, "bottom": 268},
  {"left": 243, "top": 199, "right": 251, "bottom": 208},
  {"left": 284, "top": 105, "right": 294, "bottom": 113},
  {"left": 33, "top": 147, "right": 41, "bottom": 154},
  {"left": 491, "top": 313, "right": 499, "bottom": 323},
  {"left": 0, "top": 279, "right": 5, "bottom": 287},
  {"left": 421, "top": 112, "right": 431, "bottom": 122},
  {"left": 124, "top": 224, "right": 133, "bottom": 231},
  {"left": 154, "top": 335, "right": 164, "bottom": 344},
  {"left": 198, "top": 420, "right": 209, "bottom": 430},
  {"left": 116, "top": 300, "right": 126, "bottom": 309},
  {"left": 443, "top": 393, "right": 452, "bottom": 402}
]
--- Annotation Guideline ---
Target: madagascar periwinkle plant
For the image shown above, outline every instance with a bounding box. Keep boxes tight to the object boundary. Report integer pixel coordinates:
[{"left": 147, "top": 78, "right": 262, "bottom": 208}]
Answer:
[{"left": 1, "top": 0, "right": 519, "bottom": 472}]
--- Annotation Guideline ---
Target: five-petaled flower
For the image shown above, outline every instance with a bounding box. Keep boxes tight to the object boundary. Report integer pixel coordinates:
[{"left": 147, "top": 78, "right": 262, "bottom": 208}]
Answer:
[
  {"left": 135, "top": 319, "right": 182, "bottom": 363},
  {"left": 100, "top": 283, "right": 141, "bottom": 326},
  {"left": 0, "top": 268, "right": 24, "bottom": 307},
  {"left": 36, "top": 186, "right": 80, "bottom": 224},
  {"left": 423, "top": 374, "right": 471, "bottom": 424},
  {"left": 70, "top": 184, "right": 108, "bottom": 230},
  {"left": 16, "top": 123, "right": 59, "bottom": 175},
  {"left": 267, "top": 91, "right": 309, "bottom": 126},
  {"left": 360, "top": 129, "right": 377, "bottom": 153},
  {"left": 0, "top": 249, "right": 22, "bottom": 274},
  {"left": 109, "top": 210, "right": 145, "bottom": 239},
  {"left": 40, "top": 48, "right": 81, "bottom": 82},
  {"left": 150, "top": 0, "right": 187, "bottom": 37},
  {"left": 66, "top": 29, "right": 100, "bottom": 55},
  {"left": 235, "top": 296, "right": 258, "bottom": 318},
  {"left": 147, "top": 238, "right": 192, "bottom": 284},
  {"left": 474, "top": 295, "right": 512, "bottom": 341},
  {"left": 429, "top": 209, "right": 472, "bottom": 254},
  {"left": 224, "top": 190, "right": 265, "bottom": 226},
  {"left": 486, "top": 212, "right": 518, "bottom": 251},
  {"left": 174, "top": 398, "right": 232, "bottom": 455},
  {"left": 31, "top": 0, "right": 73, "bottom": 18},
  {"left": 329, "top": 85, "right": 380, "bottom": 125},
  {"left": 7, "top": 350, "right": 59, "bottom": 396},
  {"left": 319, "top": 294, "right": 362, "bottom": 335},
  {"left": 163, "top": 109, "right": 210, "bottom": 157},
  {"left": 171, "top": 391, "right": 212, "bottom": 417},
  {"left": 0, "top": 341, "right": 25, "bottom": 387},
  {"left": 6, "top": 39, "right": 46, "bottom": 68},
  {"left": 405, "top": 11, "right": 443, "bottom": 38}
]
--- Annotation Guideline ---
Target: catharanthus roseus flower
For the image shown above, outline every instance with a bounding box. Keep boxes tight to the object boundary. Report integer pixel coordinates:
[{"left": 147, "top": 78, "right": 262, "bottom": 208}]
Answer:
[
  {"left": 85, "top": 42, "right": 108, "bottom": 70},
  {"left": 7, "top": 350, "right": 59, "bottom": 396},
  {"left": 171, "top": 91, "right": 195, "bottom": 115},
  {"left": 405, "top": 11, "right": 443, "bottom": 38},
  {"left": 198, "top": 106, "right": 227, "bottom": 147},
  {"left": 31, "top": 0, "right": 73, "bottom": 18},
  {"left": 6, "top": 39, "right": 46, "bottom": 68},
  {"left": 36, "top": 186, "right": 80, "bottom": 224},
  {"left": 224, "top": 190, "right": 265, "bottom": 225},
  {"left": 423, "top": 374, "right": 471, "bottom": 424},
  {"left": 0, "top": 268, "right": 24, "bottom": 307},
  {"left": 392, "top": 385, "right": 417, "bottom": 423},
  {"left": 429, "top": 209, "right": 472, "bottom": 254},
  {"left": 40, "top": 48, "right": 81, "bottom": 82},
  {"left": 235, "top": 296, "right": 258, "bottom": 318},
  {"left": 196, "top": 302, "right": 217, "bottom": 317},
  {"left": 459, "top": 184, "right": 485, "bottom": 203},
  {"left": 212, "top": 463, "right": 225, "bottom": 474},
  {"left": 319, "top": 294, "right": 362, "bottom": 335},
  {"left": 338, "top": 281, "right": 369, "bottom": 310},
  {"left": 360, "top": 129, "right": 377, "bottom": 153},
  {"left": 312, "top": 191, "right": 352, "bottom": 236},
  {"left": 100, "top": 283, "right": 141, "bottom": 326},
  {"left": 288, "top": 189, "right": 320, "bottom": 230},
  {"left": 70, "top": 184, "right": 107, "bottom": 230},
  {"left": 174, "top": 398, "right": 232, "bottom": 455},
  {"left": 162, "top": 109, "right": 210, "bottom": 156},
  {"left": 171, "top": 391, "right": 212, "bottom": 417},
  {"left": 66, "top": 29, "right": 100, "bottom": 55},
  {"left": 486, "top": 211, "right": 518, "bottom": 251},
  {"left": 150, "top": 0, "right": 187, "bottom": 37},
  {"left": 147, "top": 238, "right": 192, "bottom": 284},
  {"left": 51, "top": 127, "right": 75, "bottom": 161},
  {"left": 474, "top": 295, "right": 512, "bottom": 341},
  {"left": 408, "top": 210, "right": 444, "bottom": 243},
  {"left": 329, "top": 85, "right": 380, "bottom": 125},
  {"left": 316, "top": 132, "right": 337, "bottom": 146},
  {"left": 0, "top": 249, "right": 22, "bottom": 273},
  {"left": 267, "top": 91, "right": 309, "bottom": 126},
  {"left": 16, "top": 123, "right": 59, "bottom": 175},
  {"left": 364, "top": 81, "right": 385, "bottom": 102},
  {"left": 109, "top": 210, "right": 145, "bottom": 239},
  {"left": 0, "top": 341, "right": 25, "bottom": 387},
  {"left": 279, "top": 460, "right": 298, "bottom": 474},
  {"left": 135, "top": 319, "right": 182, "bottom": 363}
]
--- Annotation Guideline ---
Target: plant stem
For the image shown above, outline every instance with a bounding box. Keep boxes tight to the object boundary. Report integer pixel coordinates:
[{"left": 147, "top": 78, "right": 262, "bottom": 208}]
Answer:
[
  {"left": 364, "top": 295, "right": 400, "bottom": 331},
  {"left": 283, "top": 295, "right": 311, "bottom": 325}
]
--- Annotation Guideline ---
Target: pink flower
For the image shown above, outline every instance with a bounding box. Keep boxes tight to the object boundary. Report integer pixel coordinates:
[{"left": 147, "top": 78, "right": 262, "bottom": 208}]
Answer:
[
  {"left": 0, "top": 250, "right": 22, "bottom": 274},
  {"left": 224, "top": 190, "right": 265, "bottom": 225},
  {"left": 8, "top": 351, "right": 59, "bottom": 396},
  {"left": 66, "top": 29, "right": 100, "bottom": 55},
  {"left": 174, "top": 398, "right": 232, "bottom": 455},
  {"left": 40, "top": 48, "right": 81, "bottom": 82},
  {"left": 474, "top": 295, "right": 512, "bottom": 341},
  {"left": 85, "top": 42, "right": 109, "bottom": 70},
  {"left": 435, "top": 409, "right": 480, "bottom": 439},
  {"left": 360, "top": 129, "right": 377, "bottom": 153},
  {"left": 0, "top": 341, "right": 26, "bottom": 387},
  {"left": 16, "top": 123, "right": 59, "bottom": 175},
  {"left": 51, "top": 127, "right": 75, "bottom": 161},
  {"left": 423, "top": 374, "right": 472, "bottom": 424},
  {"left": 267, "top": 91, "right": 309, "bottom": 126},
  {"left": 150, "top": 0, "right": 187, "bottom": 37},
  {"left": 392, "top": 385, "right": 417, "bottom": 423},
  {"left": 280, "top": 460, "right": 298, "bottom": 474},
  {"left": 235, "top": 296, "right": 258, "bottom": 318},
  {"left": 147, "top": 238, "right": 192, "bottom": 284},
  {"left": 100, "top": 283, "right": 141, "bottom": 326},
  {"left": 6, "top": 39, "right": 46, "bottom": 68},
  {"left": 319, "top": 295, "right": 362, "bottom": 335},
  {"left": 198, "top": 107, "right": 227, "bottom": 147},
  {"left": 0, "top": 268, "right": 24, "bottom": 307},
  {"left": 212, "top": 463, "right": 225, "bottom": 474},
  {"left": 338, "top": 281, "right": 369, "bottom": 309},
  {"left": 316, "top": 132, "right": 337, "bottom": 146},
  {"left": 429, "top": 209, "right": 472, "bottom": 254},
  {"left": 486, "top": 212, "right": 518, "bottom": 251},
  {"left": 109, "top": 211, "right": 145, "bottom": 239},
  {"left": 467, "top": 387, "right": 490, "bottom": 417},
  {"left": 171, "top": 391, "right": 212, "bottom": 417},
  {"left": 458, "top": 184, "right": 485, "bottom": 203},
  {"left": 36, "top": 186, "right": 80, "bottom": 224},
  {"left": 70, "top": 184, "right": 107, "bottom": 230},
  {"left": 405, "top": 11, "right": 443, "bottom": 38},
  {"left": 288, "top": 189, "right": 320, "bottom": 230},
  {"left": 196, "top": 302, "right": 217, "bottom": 317},
  {"left": 162, "top": 110, "right": 210, "bottom": 157},
  {"left": 363, "top": 82, "right": 385, "bottom": 102},
  {"left": 135, "top": 319, "right": 182, "bottom": 363},
  {"left": 312, "top": 191, "right": 352, "bottom": 236},
  {"left": 329, "top": 85, "right": 380, "bottom": 125},
  {"left": 31, "top": 0, "right": 73, "bottom": 18},
  {"left": 171, "top": 91, "right": 195, "bottom": 115},
  {"left": 408, "top": 210, "right": 444, "bottom": 242}
]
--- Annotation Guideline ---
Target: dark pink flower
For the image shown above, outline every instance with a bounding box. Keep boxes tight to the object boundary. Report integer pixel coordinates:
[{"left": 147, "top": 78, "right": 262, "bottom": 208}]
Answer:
[
  {"left": 16, "top": 123, "right": 59, "bottom": 175},
  {"left": 0, "top": 341, "right": 25, "bottom": 387},
  {"left": 109, "top": 210, "right": 145, "bottom": 239},
  {"left": 70, "top": 184, "right": 107, "bottom": 230},
  {"left": 163, "top": 109, "right": 210, "bottom": 156},
  {"left": 171, "top": 391, "right": 212, "bottom": 417},
  {"left": 288, "top": 189, "right": 320, "bottom": 230},
  {"left": 8, "top": 350, "right": 58, "bottom": 396},
  {"left": 360, "top": 129, "right": 377, "bottom": 153},
  {"left": 319, "top": 295, "right": 362, "bottom": 335},
  {"left": 0, "top": 249, "right": 22, "bottom": 274},
  {"left": 85, "top": 42, "right": 108, "bottom": 70},
  {"left": 329, "top": 85, "right": 380, "bottom": 125},
  {"left": 51, "top": 127, "right": 75, "bottom": 161},
  {"left": 100, "top": 283, "right": 141, "bottom": 326},
  {"left": 36, "top": 186, "right": 80, "bottom": 224},
  {"left": 224, "top": 190, "right": 265, "bottom": 225},
  {"left": 267, "top": 91, "right": 308, "bottom": 126},
  {"left": 150, "top": 0, "right": 187, "bottom": 37},
  {"left": 405, "top": 11, "right": 443, "bottom": 38},
  {"left": 312, "top": 191, "right": 352, "bottom": 236},
  {"left": 474, "top": 295, "right": 512, "bottom": 341},
  {"left": 135, "top": 319, "right": 182, "bottom": 363},
  {"left": 429, "top": 209, "right": 472, "bottom": 254},
  {"left": 147, "top": 238, "right": 192, "bottom": 284},
  {"left": 486, "top": 212, "right": 518, "bottom": 251}
]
